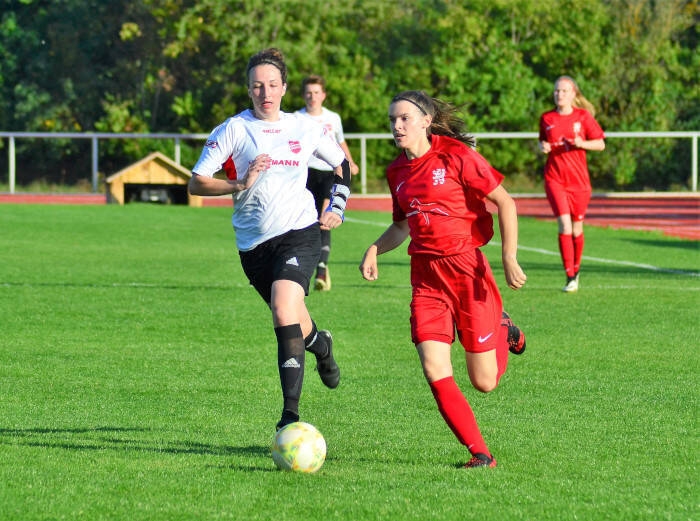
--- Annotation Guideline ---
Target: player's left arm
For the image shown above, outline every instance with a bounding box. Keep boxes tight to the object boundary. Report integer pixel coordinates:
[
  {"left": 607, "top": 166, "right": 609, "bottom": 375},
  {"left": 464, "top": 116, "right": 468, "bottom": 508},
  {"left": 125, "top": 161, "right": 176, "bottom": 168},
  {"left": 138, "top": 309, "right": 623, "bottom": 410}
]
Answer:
[
  {"left": 573, "top": 136, "right": 605, "bottom": 151},
  {"left": 319, "top": 159, "right": 351, "bottom": 230},
  {"left": 339, "top": 141, "right": 359, "bottom": 176},
  {"left": 573, "top": 114, "right": 606, "bottom": 151},
  {"left": 486, "top": 185, "right": 527, "bottom": 290}
]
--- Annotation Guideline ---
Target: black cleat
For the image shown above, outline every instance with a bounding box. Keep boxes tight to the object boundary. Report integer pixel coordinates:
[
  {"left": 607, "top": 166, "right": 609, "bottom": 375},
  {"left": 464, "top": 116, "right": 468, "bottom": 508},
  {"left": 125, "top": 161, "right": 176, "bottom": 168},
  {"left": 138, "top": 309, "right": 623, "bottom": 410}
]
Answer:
[
  {"left": 276, "top": 409, "right": 299, "bottom": 432},
  {"left": 316, "top": 330, "right": 340, "bottom": 388},
  {"left": 502, "top": 311, "right": 526, "bottom": 355}
]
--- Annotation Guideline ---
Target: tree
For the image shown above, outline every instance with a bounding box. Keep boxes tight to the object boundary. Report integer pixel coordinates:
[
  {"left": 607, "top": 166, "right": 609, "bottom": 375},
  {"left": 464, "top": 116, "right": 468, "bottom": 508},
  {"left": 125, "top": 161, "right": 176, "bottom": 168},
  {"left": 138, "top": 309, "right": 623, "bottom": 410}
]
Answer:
[{"left": 0, "top": 0, "right": 697, "bottom": 190}]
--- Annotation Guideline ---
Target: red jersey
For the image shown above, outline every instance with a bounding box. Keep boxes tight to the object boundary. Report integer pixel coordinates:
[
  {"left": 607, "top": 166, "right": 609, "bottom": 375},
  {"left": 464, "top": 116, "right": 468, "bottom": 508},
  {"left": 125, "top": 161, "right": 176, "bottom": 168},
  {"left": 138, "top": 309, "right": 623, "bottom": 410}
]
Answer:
[
  {"left": 387, "top": 134, "right": 504, "bottom": 256},
  {"left": 539, "top": 107, "right": 605, "bottom": 192}
]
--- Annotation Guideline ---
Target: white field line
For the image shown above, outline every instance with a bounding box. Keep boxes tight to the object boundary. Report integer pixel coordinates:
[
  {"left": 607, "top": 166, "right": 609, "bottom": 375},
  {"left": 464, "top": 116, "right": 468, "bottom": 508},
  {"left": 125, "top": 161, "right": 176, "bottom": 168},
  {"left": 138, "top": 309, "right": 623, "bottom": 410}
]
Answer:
[{"left": 345, "top": 216, "right": 700, "bottom": 278}]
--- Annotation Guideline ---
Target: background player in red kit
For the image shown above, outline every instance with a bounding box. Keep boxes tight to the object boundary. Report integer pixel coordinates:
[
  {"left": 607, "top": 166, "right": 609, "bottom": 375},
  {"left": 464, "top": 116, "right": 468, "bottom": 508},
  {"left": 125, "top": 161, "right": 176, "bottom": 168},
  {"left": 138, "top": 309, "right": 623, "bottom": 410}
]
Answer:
[
  {"left": 359, "top": 90, "right": 527, "bottom": 468},
  {"left": 539, "top": 76, "right": 605, "bottom": 292}
]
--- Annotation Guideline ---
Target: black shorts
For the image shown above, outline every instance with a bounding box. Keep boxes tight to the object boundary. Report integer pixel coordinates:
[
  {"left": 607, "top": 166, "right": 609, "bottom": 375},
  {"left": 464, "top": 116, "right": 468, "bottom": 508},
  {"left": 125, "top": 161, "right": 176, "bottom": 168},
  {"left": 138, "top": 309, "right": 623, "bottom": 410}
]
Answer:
[
  {"left": 306, "top": 168, "right": 335, "bottom": 217},
  {"left": 239, "top": 223, "right": 321, "bottom": 304}
]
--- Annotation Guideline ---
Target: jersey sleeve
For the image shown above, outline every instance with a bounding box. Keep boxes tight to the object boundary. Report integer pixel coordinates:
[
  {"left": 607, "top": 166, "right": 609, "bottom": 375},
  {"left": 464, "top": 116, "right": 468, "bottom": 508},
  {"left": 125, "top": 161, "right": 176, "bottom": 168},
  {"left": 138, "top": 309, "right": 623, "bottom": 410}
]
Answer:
[
  {"left": 460, "top": 149, "right": 504, "bottom": 198},
  {"left": 582, "top": 110, "right": 605, "bottom": 140},
  {"left": 538, "top": 113, "right": 548, "bottom": 141},
  {"left": 332, "top": 112, "right": 346, "bottom": 144},
  {"left": 313, "top": 126, "right": 345, "bottom": 168},
  {"left": 192, "top": 120, "right": 236, "bottom": 177}
]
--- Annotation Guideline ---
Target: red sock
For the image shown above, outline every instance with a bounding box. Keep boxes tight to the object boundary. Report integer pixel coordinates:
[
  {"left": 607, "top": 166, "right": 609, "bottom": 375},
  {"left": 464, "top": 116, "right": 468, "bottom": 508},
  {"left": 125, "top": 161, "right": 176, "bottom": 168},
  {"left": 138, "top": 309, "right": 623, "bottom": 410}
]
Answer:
[
  {"left": 496, "top": 324, "right": 509, "bottom": 382},
  {"left": 429, "top": 377, "right": 489, "bottom": 456},
  {"left": 573, "top": 233, "right": 584, "bottom": 274},
  {"left": 558, "top": 233, "right": 575, "bottom": 277}
]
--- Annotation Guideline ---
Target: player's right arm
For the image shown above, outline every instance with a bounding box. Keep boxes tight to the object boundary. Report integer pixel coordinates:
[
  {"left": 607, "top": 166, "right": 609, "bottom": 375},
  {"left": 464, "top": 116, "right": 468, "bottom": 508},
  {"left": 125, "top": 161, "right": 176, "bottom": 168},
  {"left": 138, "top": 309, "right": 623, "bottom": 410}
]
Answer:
[
  {"left": 538, "top": 114, "right": 552, "bottom": 154},
  {"left": 359, "top": 220, "right": 409, "bottom": 281},
  {"left": 189, "top": 154, "right": 271, "bottom": 196}
]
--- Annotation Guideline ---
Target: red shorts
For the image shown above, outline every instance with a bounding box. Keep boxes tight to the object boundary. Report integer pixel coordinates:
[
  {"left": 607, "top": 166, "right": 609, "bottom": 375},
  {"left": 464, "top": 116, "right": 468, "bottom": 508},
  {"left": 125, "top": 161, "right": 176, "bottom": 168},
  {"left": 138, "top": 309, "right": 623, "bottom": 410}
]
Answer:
[
  {"left": 409, "top": 249, "right": 503, "bottom": 353},
  {"left": 545, "top": 181, "right": 591, "bottom": 222}
]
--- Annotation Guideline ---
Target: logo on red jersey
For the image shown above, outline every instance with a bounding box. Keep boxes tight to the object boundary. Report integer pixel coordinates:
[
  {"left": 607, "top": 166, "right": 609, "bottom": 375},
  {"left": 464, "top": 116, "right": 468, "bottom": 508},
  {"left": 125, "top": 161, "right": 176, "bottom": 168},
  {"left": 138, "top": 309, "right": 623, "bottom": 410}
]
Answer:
[
  {"left": 432, "top": 168, "right": 446, "bottom": 186},
  {"left": 406, "top": 198, "right": 449, "bottom": 224},
  {"left": 289, "top": 141, "right": 301, "bottom": 154}
]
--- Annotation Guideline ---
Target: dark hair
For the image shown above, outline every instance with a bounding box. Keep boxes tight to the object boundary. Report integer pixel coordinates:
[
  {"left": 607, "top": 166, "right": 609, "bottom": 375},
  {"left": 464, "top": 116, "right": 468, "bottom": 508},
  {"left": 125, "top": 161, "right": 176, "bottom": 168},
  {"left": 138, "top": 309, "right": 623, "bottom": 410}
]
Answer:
[
  {"left": 391, "top": 90, "right": 475, "bottom": 148},
  {"left": 246, "top": 48, "right": 287, "bottom": 85},
  {"left": 302, "top": 74, "right": 326, "bottom": 92}
]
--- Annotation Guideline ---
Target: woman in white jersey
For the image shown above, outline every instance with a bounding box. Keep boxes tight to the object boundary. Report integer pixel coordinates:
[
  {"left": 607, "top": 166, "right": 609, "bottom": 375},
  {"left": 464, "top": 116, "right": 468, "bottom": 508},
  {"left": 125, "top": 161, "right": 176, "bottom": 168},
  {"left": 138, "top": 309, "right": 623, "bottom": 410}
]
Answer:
[
  {"left": 189, "top": 48, "right": 352, "bottom": 431},
  {"left": 296, "top": 75, "right": 359, "bottom": 291}
]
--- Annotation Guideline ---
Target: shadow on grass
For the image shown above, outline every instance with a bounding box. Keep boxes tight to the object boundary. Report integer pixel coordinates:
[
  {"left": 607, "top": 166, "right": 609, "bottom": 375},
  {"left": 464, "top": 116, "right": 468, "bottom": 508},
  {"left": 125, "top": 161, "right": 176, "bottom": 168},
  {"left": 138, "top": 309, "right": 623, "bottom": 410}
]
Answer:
[
  {"left": 623, "top": 237, "right": 699, "bottom": 250},
  {"left": 520, "top": 260, "right": 699, "bottom": 277},
  {"left": 0, "top": 426, "right": 270, "bottom": 458},
  {"left": 0, "top": 281, "right": 248, "bottom": 291}
]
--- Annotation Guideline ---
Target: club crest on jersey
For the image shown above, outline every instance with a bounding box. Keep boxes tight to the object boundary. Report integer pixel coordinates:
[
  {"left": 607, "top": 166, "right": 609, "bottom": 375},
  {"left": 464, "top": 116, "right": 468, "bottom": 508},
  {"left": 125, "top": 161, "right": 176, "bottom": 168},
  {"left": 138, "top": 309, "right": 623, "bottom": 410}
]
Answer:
[
  {"left": 432, "top": 168, "right": 446, "bottom": 185},
  {"left": 205, "top": 140, "right": 218, "bottom": 149},
  {"left": 288, "top": 140, "right": 301, "bottom": 154}
]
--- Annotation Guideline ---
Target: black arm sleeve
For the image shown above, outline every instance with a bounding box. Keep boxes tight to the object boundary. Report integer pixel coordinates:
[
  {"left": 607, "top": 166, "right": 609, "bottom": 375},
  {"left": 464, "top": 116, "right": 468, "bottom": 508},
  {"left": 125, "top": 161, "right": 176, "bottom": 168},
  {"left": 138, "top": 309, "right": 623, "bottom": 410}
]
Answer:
[{"left": 334, "top": 159, "right": 351, "bottom": 187}]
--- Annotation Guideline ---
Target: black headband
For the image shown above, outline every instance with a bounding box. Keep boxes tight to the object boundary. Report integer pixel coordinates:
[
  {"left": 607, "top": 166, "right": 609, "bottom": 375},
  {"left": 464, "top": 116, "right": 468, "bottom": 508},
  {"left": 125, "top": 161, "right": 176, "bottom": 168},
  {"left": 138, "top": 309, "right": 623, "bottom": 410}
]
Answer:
[{"left": 393, "top": 96, "right": 428, "bottom": 115}]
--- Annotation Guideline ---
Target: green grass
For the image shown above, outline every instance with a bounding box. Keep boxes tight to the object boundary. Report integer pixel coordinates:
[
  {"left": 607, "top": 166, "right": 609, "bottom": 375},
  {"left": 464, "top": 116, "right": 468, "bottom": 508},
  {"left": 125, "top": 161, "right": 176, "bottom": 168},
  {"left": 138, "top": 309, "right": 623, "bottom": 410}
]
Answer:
[{"left": 0, "top": 204, "right": 698, "bottom": 521}]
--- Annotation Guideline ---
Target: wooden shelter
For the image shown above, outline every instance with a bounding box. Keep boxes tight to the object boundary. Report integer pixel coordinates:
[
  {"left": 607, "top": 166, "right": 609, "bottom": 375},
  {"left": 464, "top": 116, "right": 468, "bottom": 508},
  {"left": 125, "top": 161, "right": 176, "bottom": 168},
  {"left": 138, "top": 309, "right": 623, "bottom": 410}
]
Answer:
[{"left": 105, "top": 151, "right": 202, "bottom": 206}]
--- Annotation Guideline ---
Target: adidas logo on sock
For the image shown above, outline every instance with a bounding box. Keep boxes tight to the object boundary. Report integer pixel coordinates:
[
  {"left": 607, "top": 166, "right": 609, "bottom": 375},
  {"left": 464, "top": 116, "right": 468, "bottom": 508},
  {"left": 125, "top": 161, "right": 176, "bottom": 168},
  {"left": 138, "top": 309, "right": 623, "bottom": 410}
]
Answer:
[
  {"left": 286, "top": 257, "right": 299, "bottom": 266},
  {"left": 281, "top": 358, "right": 301, "bottom": 369}
]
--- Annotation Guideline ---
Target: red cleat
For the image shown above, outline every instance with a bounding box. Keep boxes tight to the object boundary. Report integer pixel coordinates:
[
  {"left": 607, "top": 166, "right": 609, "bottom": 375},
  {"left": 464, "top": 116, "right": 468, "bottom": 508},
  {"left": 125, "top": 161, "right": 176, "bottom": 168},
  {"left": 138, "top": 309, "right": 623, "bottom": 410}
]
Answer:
[
  {"left": 502, "top": 312, "right": 526, "bottom": 355},
  {"left": 464, "top": 453, "right": 497, "bottom": 468}
]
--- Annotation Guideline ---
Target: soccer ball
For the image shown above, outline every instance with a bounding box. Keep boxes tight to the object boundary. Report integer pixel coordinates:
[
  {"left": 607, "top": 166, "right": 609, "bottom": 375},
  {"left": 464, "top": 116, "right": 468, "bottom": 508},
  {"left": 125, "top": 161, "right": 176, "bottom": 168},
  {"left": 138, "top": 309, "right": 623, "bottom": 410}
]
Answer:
[{"left": 271, "top": 422, "right": 326, "bottom": 473}]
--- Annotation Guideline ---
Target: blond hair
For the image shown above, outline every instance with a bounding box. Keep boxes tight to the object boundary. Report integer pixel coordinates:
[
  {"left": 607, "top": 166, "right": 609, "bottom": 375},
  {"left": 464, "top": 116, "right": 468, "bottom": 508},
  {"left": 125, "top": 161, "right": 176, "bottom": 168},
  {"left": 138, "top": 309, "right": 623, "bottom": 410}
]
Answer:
[{"left": 556, "top": 75, "right": 596, "bottom": 117}]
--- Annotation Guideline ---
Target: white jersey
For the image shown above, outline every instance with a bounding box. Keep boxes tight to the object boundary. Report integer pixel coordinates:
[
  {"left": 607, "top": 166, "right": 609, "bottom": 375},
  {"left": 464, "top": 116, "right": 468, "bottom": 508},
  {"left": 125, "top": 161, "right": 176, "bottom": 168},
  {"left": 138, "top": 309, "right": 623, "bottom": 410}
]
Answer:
[
  {"left": 192, "top": 109, "right": 345, "bottom": 251},
  {"left": 295, "top": 107, "right": 345, "bottom": 172}
]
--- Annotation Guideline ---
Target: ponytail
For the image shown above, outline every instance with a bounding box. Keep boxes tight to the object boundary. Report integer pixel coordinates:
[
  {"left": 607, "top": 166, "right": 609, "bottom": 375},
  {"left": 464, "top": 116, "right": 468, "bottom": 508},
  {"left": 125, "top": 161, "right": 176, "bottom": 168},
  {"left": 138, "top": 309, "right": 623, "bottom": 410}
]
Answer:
[{"left": 391, "top": 90, "right": 476, "bottom": 148}]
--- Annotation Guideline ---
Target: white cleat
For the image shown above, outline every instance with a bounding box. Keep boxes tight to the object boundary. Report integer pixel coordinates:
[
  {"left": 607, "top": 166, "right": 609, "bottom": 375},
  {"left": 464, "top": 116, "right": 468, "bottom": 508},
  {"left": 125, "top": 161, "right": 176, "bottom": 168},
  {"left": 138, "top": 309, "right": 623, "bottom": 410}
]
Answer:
[
  {"left": 314, "top": 266, "right": 331, "bottom": 291},
  {"left": 562, "top": 274, "right": 579, "bottom": 293}
]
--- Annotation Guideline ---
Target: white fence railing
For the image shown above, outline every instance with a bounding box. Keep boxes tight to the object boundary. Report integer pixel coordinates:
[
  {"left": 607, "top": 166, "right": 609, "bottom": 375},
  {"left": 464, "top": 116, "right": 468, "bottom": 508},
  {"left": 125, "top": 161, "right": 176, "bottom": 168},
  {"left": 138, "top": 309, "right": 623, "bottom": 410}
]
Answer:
[{"left": 1, "top": 130, "right": 698, "bottom": 194}]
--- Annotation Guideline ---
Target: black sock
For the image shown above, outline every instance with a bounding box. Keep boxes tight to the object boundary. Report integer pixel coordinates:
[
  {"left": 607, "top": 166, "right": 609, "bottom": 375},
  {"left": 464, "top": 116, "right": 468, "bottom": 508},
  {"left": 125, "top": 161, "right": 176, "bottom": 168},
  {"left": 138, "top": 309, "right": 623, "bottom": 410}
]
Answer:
[
  {"left": 304, "top": 321, "right": 329, "bottom": 359},
  {"left": 275, "top": 324, "right": 305, "bottom": 417},
  {"left": 320, "top": 229, "right": 331, "bottom": 265}
]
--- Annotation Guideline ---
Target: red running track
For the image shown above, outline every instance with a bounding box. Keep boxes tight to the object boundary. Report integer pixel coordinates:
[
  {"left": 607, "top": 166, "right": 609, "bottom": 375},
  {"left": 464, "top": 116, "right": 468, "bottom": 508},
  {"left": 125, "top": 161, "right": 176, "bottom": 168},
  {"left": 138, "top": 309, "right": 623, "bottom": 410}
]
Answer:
[{"left": 1, "top": 193, "right": 698, "bottom": 241}]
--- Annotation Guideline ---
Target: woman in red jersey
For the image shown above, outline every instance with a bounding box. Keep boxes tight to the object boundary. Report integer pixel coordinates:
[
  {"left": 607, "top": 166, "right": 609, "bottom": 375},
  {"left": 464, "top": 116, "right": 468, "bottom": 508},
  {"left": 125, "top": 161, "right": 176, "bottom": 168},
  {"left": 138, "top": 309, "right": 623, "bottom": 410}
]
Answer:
[
  {"left": 539, "top": 76, "right": 605, "bottom": 292},
  {"left": 359, "top": 90, "right": 527, "bottom": 468}
]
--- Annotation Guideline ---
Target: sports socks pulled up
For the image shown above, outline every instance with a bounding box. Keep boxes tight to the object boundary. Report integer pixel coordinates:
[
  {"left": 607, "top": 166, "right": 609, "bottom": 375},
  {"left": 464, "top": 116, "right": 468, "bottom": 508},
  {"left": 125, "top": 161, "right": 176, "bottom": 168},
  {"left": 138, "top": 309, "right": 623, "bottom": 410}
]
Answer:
[
  {"left": 429, "top": 376, "right": 490, "bottom": 457},
  {"left": 275, "top": 324, "right": 305, "bottom": 427},
  {"left": 558, "top": 233, "right": 576, "bottom": 278},
  {"left": 573, "top": 233, "right": 584, "bottom": 275},
  {"left": 304, "top": 321, "right": 329, "bottom": 359}
]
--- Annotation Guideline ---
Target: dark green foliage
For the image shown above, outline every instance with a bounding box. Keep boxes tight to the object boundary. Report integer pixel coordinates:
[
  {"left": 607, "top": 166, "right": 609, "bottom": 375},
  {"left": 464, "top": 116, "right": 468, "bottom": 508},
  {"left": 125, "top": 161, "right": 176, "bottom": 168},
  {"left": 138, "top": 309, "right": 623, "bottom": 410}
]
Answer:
[{"left": 0, "top": 0, "right": 696, "bottom": 189}]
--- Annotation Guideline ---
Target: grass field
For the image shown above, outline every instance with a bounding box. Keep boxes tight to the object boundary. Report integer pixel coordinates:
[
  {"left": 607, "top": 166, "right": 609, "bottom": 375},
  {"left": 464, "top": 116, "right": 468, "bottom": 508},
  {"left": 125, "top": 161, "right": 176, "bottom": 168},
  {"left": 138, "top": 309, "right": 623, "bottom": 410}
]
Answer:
[{"left": 0, "top": 204, "right": 697, "bottom": 521}]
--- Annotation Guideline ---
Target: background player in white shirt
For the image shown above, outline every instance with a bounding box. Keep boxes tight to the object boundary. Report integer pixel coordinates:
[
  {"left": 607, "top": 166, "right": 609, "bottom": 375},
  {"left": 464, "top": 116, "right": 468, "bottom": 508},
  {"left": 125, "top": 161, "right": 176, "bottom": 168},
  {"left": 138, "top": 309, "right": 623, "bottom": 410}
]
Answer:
[
  {"left": 189, "top": 48, "right": 352, "bottom": 431},
  {"left": 296, "top": 75, "right": 359, "bottom": 291}
]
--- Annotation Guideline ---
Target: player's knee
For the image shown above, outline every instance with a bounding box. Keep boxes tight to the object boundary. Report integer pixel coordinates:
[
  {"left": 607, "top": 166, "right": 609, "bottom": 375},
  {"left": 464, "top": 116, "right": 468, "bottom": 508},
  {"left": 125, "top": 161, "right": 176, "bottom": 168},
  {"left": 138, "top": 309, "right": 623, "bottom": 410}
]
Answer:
[
  {"left": 421, "top": 362, "right": 452, "bottom": 383},
  {"left": 470, "top": 374, "right": 497, "bottom": 393}
]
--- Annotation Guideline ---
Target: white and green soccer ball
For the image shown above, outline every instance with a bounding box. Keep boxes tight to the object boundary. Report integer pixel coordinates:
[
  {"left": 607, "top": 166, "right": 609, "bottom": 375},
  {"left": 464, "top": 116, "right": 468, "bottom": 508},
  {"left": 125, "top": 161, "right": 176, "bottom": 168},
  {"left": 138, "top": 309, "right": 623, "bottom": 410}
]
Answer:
[{"left": 271, "top": 422, "right": 326, "bottom": 473}]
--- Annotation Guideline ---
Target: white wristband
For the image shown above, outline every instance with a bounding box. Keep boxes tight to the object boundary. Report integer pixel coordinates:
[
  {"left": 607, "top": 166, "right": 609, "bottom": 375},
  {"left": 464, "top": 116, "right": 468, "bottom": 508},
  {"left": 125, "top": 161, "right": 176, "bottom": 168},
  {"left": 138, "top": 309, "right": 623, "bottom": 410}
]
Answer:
[{"left": 326, "top": 184, "right": 350, "bottom": 219}]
